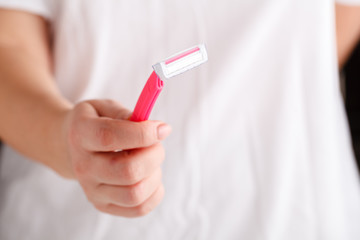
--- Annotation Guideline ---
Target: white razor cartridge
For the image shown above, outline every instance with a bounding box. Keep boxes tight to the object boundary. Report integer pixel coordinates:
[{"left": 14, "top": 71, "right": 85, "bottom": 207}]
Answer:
[{"left": 152, "top": 44, "right": 208, "bottom": 80}]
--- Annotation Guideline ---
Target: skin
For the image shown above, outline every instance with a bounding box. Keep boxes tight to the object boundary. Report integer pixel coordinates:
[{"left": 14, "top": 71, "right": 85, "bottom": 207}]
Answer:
[
  {"left": 0, "top": 10, "right": 171, "bottom": 217},
  {"left": 0, "top": 4, "right": 359, "bottom": 218},
  {"left": 336, "top": 4, "right": 360, "bottom": 68}
]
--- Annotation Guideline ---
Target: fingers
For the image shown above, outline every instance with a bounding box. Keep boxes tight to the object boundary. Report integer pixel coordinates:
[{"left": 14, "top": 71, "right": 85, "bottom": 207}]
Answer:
[
  {"left": 94, "top": 168, "right": 162, "bottom": 207},
  {"left": 88, "top": 143, "right": 165, "bottom": 185},
  {"left": 94, "top": 184, "right": 165, "bottom": 218},
  {"left": 67, "top": 99, "right": 170, "bottom": 217}
]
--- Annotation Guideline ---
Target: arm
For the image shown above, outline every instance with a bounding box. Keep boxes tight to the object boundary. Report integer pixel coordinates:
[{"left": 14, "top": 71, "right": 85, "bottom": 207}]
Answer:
[
  {"left": 0, "top": 9, "right": 171, "bottom": 217},
  {"left": 335, "top": 3, "right": 360, "bottom": 68},
  {"left": 0, "top": 9, "right": 73, "bottom": 176}
]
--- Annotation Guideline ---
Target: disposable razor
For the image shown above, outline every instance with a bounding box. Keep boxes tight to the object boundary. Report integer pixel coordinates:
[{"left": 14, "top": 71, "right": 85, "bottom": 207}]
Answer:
[{"left": 130, "top": 44, "right": 208, "bottom": 122}]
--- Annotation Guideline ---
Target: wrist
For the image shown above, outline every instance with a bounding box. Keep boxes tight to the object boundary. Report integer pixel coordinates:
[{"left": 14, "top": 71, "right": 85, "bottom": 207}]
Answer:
[{"left": 45, "top": 102, "right": 75, "bottom": 179}]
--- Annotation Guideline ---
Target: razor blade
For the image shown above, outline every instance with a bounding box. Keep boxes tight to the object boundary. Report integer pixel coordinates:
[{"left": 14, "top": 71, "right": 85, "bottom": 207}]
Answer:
[
  {"left": 152, "top": 44, "right": 208, "bottom": 80},
  {"left": 130, "top": 44, "right": 208, "bottom": 122}
]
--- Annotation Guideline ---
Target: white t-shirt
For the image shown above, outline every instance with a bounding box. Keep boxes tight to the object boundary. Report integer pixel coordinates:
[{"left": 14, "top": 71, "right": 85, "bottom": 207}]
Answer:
[{"left": 1, "top": 0, "right": 360, "bottom": 239}]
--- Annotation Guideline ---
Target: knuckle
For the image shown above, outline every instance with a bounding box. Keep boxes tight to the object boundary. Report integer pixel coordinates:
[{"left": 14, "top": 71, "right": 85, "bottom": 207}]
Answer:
[
  {"left": 135, "top": 203, "right": 153, "bottom": 217},
  {"left": 134, "top": 185, "right": 164, "bottom": 217},
  {"left": 104, "top": 99, "right": 121, "bottom": 110},
  {"left": 147, "top": 143, "right": 165, "bottom": 164},
  {"left": 156, "top": 144, "right": 166, "bottom": 161},
  {"left": 103, "top": 99, "right": 116, "bottom": 106},
  {"left": 121, "top": 162, "right": 142, "bottom": 184},
  {"left": 126, "top": 184, "right": 145, "bottom": 206}
]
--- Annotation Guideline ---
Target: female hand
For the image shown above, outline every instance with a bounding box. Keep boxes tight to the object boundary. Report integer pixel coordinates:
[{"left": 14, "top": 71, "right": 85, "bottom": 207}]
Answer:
[{"left": 63, "top": 99, "right": 171, "bottom": 217}]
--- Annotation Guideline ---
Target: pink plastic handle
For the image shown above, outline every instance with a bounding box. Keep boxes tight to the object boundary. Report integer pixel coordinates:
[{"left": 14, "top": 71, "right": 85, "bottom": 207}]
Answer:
[{"left": 130, "top": 71, "right": 164, "bottom": 122}]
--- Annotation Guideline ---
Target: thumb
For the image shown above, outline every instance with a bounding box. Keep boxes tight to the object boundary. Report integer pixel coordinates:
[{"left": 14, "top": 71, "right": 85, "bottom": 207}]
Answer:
[
  {"left": 77, "top": 99, "right": 172, "bottom": 151},
  {"left": 80, "top": 118, "right": 172, "bottom": 151}
]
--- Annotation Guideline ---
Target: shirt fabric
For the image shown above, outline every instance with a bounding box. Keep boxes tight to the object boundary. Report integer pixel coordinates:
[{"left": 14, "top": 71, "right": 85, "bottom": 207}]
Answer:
[{"left": 1, "top": 0, "right": 360, "bottom": 239}]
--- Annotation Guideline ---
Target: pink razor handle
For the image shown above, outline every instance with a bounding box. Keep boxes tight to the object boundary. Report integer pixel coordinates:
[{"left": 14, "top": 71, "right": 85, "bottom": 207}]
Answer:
[{"left": 130, "top": 71, "right": 164, "bottom": 122}]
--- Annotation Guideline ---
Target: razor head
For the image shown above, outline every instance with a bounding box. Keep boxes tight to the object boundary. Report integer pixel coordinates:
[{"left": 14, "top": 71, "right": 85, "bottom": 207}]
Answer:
[{"left": 152, "top": 44, "right": 208, "bottom": 80}]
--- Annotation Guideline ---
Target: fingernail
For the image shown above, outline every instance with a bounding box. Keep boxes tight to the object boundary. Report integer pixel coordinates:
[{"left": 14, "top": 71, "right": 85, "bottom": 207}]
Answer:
[{"left": 157, "top": 124, "right": 172, "bottom": 140}]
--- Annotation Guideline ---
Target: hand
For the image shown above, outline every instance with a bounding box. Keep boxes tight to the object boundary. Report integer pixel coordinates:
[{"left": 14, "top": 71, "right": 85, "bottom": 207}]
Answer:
[{"left": 62, "top": 99, "right": 171, "bottom": 217}]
